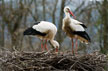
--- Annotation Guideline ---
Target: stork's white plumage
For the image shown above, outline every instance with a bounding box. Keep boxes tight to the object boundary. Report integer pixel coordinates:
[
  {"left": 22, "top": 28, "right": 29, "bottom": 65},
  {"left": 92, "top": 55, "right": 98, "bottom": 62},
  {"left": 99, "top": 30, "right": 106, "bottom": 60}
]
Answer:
[
  {"left": 23, "top": 21, "right": 59, "bottom": 52},
  {"left": 63, "top": 6, "right": 91, "bottom": 54}
]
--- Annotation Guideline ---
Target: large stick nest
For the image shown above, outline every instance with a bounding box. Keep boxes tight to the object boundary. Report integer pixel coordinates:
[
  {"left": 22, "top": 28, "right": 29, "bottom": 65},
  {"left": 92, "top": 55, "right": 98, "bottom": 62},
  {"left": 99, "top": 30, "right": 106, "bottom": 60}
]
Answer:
[{"left": 0, "top": 50, "right": 107, "bottom": 71}]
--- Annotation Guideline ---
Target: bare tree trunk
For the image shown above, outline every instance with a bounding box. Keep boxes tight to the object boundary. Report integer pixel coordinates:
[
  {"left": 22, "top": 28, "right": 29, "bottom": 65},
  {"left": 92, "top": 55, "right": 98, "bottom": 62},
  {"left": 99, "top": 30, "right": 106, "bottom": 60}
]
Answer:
[
  {"left": 28, "top": 37, "right": 34, "bottom": 50},
  {"left": 56, "top": 0, "right": 66, "bottom": 48},
  {"left": 42, "top": 0, "right": 46, "bottom": 21},
  {"left": 0, "top": 21, "right": 4, "bottom": 49},
  {"left": 52, "top": 0, "right": 58, "bottom": 24},
  {"left": 100, "top": 0, "right": 108, "bottom": 54}
]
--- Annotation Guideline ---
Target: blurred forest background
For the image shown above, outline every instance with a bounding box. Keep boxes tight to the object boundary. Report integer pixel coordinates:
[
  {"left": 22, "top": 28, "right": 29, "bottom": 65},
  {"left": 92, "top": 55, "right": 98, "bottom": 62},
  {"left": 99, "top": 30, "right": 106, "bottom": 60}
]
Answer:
[{"left": 0, "top": 0, "right": 108, "bottom": 54}]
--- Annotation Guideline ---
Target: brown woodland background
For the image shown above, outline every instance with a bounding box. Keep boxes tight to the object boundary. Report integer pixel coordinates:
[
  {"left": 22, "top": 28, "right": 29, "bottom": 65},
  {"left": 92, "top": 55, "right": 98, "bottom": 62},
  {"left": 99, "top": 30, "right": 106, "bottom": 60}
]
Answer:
[{"left": 0, "top": 0, "right": 108, "bottom": 54}]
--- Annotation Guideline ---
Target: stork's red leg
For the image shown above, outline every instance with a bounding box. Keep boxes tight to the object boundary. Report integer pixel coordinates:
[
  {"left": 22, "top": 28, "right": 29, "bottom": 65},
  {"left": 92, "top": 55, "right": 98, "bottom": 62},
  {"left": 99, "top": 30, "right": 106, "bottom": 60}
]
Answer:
[
  {"left": 75, "top": 39, "right": 78, "bottom": 54},
  {"left": 71, "top": 38, "right": 74, "bottom": 54},
  {"left": 45, "top": 40, "right": 48, "bottom": 51},
  {"left": 41, "top": 40, "right": 44, "bottom": 51}
]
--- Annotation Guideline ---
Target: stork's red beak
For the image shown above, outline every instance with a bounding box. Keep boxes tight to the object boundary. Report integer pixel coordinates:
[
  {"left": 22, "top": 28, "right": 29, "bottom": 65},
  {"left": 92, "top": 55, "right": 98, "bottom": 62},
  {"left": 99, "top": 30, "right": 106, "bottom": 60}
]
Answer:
[{"left": 68, "top": 10, "right": 76, "bottom": 19}]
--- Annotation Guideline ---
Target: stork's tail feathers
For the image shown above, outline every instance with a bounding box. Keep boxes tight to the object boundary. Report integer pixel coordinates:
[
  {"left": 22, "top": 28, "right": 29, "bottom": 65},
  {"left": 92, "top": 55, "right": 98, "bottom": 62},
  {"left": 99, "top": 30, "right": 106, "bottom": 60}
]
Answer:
[
  {"left": 23, "top": 27, "right": 46, "bottom": 36},
  {"left": 73, "top": 31, "right": 91, "bottom": 43}
]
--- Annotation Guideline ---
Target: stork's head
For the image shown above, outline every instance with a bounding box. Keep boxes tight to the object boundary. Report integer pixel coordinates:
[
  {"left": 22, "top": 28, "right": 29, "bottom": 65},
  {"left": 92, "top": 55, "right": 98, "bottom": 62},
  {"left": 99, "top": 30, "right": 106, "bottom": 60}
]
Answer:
[
  {"left": 64, "top": 6, "right": 76, "bottom": 19},
  {"left": 64, "top": 6, "right": 71, "bottom": 13},
  {"left": 50, "top": 40, "right": 59, "bottom": 52}
]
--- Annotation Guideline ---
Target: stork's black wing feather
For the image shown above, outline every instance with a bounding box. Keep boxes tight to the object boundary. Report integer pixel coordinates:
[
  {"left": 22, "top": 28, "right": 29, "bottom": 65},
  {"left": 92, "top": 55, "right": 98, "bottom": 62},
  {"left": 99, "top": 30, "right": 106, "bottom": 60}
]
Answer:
[
  {"left": 73, "top": 31, "right": 91, "bottom": 42},
  {"left": 80, "top": 24, "right": 87, "bottom": 28},
  {"left": 23, "top": 27, "right": 46, "bottom": 36},
  {"left": 34, "top": 22, "right": 40, "bottom": 25}
]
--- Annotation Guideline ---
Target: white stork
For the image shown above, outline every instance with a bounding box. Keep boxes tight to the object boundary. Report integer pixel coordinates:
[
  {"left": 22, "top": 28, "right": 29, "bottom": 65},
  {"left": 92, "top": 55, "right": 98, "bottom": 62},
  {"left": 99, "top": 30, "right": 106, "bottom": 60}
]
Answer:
[
  {"left": 62, "top": 6, "right": 91, "bottom": 54},
  {"left": 23, "top": 21, "right": 59, "bottom": 52}
]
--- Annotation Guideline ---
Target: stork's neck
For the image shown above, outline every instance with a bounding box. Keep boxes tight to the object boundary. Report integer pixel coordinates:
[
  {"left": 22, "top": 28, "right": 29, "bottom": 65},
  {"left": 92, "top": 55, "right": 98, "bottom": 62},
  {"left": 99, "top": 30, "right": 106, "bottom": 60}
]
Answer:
[
  {"left": 50, "top": 40, "right": 59, "bottom": 48},
  {"left": 50, "top": 40, "right": 56, "bottom": 48},
  {"left": 65, "top": 13, "right": 70, "bottom": 18}
]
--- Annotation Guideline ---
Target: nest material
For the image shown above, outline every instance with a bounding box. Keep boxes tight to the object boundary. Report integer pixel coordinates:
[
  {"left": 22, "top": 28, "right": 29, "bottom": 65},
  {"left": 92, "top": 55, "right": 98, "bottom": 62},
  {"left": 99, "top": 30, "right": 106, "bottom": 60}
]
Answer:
[{"left": 0, "top": 50, "right": 107, "bottom": 71}]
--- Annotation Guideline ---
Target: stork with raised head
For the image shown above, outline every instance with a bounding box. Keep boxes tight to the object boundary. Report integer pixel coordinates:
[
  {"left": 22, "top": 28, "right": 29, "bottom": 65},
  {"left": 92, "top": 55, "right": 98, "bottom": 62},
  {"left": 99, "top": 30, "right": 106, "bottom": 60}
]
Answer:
[
  {"left": 23, "top": 21, "right": 59, "bottom": 52},
  {"left": 62, "top": 6, "right": 91, "bottom": 54}
]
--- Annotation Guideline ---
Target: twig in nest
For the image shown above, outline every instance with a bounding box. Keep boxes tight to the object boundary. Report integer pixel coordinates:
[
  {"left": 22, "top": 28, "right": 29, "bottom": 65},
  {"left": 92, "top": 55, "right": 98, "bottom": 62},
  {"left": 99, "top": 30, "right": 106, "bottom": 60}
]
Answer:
[
  {"left": 69, "top": 61, "right": 78, "bottom": 70},
  {"left": 6, "top": 62, "right": 24, "bottom": 71},
  {"left": 58, "top": 58, "right": 66, "bottom": 63},
  {"left": 78, "top": 61, "right": 95, "bottom": 71},
  {"left": 78, "top": 64, "right": 88, "bottom": 71}
]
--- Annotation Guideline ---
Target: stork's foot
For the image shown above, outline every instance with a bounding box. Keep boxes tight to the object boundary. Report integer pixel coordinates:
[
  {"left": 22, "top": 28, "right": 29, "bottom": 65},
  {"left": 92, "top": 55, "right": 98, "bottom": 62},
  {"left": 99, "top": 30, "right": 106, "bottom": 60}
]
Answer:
[
  {"left": 74, "top": 51, "right": 78, "bottom": 55},
  {"left": 44, "top": 48, "right": 58, "bottom": 55},
  {"left": 72, "top": 51, "right": 75, "bottom": 56},
  {"left": 42, "top": 51, "right": 46, "bottom": 53},
  {"left": 72, "top": 53, "right": 75, "bottom": 56},
  {"left": 44, "top": 49, "right": 54, "bottom": 55},
  {"left": 75, "top": 52, "right": 78, "bottom": 54}
]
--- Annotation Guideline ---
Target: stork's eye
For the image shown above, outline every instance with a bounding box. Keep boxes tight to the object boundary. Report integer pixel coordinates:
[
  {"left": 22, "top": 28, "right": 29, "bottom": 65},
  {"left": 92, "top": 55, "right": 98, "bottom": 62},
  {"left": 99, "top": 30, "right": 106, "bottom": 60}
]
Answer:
[
  {"left": 66, "top": 8, "right": 69, "bottom": 12},
  {"left": 56, "top": 46, "right": 59, "bottom": 49},
  {"left": 67, "top": 8, "right": 69, "bottom": 11}
]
